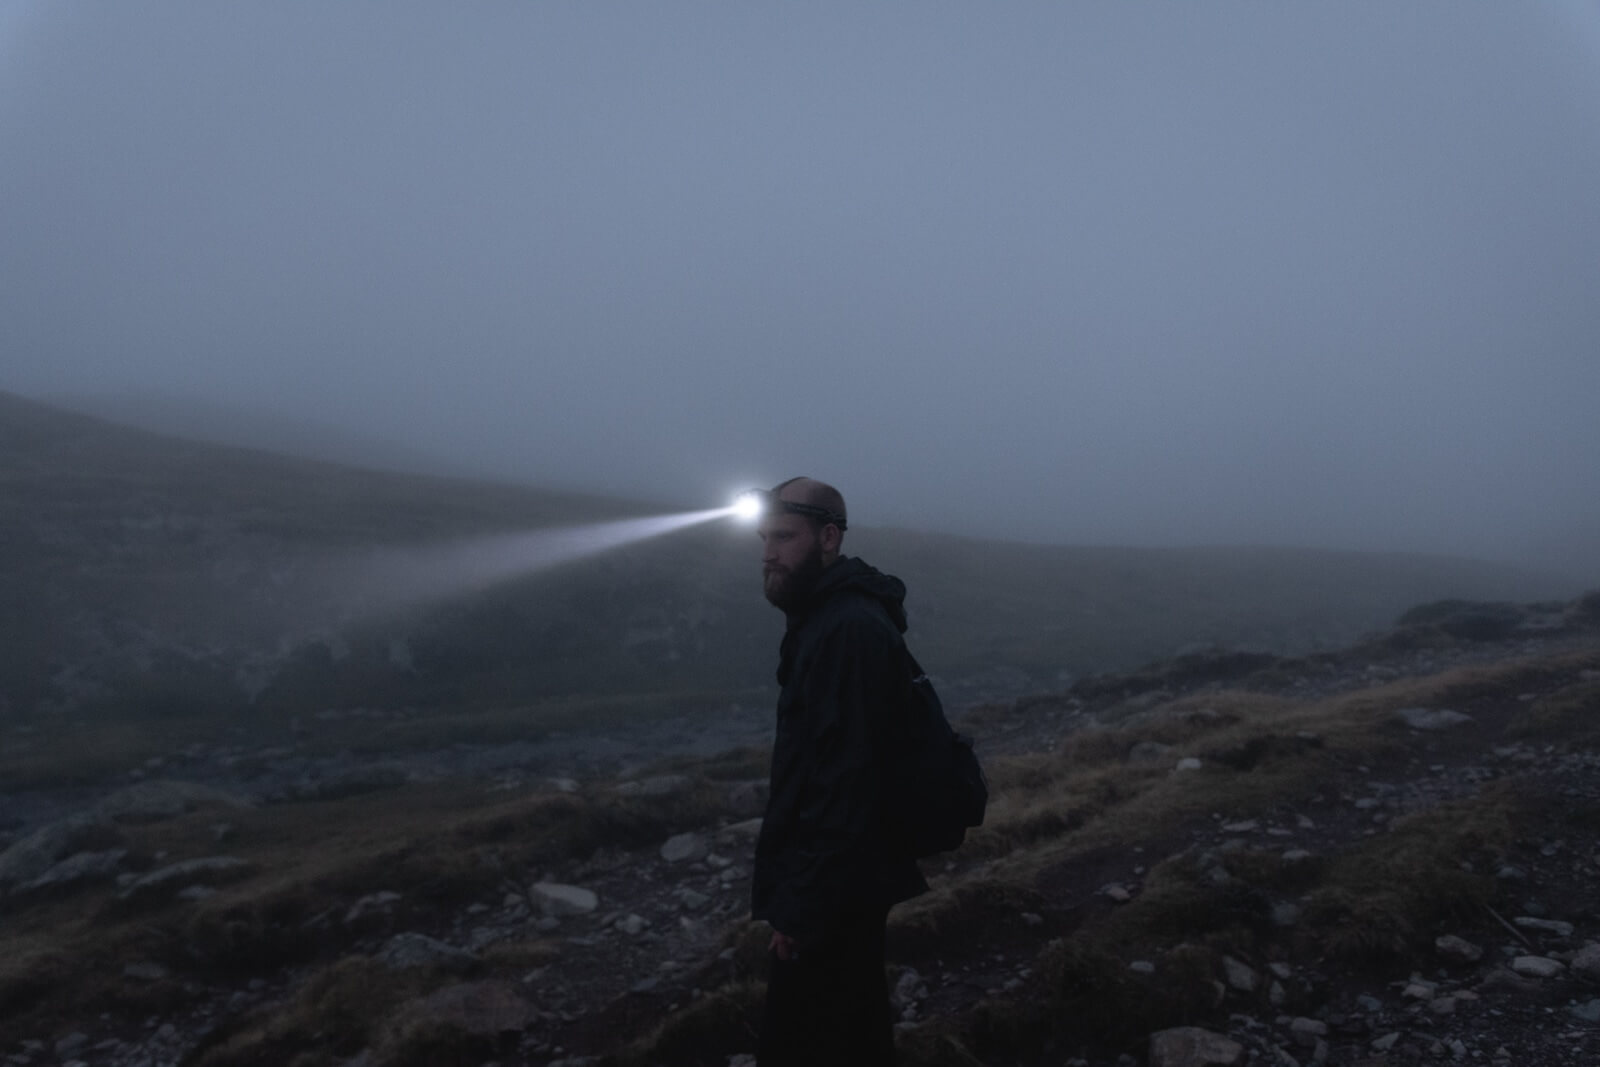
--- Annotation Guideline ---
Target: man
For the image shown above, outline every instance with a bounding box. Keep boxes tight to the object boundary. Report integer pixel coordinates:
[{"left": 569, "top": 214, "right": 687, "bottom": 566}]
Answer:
[{"left": 750, "top": 476, "right": 927, "bottom": 1066}]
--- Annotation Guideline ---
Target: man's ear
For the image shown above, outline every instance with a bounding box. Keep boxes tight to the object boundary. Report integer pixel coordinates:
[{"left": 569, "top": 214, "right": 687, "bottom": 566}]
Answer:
[{"left": 819, "top": 523, "right": 843, "bottom": 554}]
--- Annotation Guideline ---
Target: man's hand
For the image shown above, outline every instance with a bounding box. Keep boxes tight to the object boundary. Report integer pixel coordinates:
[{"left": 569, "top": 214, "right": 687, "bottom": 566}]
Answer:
[{"left": 769, "top": 930, "right": 798, "bottom": 961}]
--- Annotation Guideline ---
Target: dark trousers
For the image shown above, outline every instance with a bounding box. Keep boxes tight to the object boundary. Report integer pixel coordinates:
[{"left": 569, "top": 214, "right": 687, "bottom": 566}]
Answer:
[{"left": 757, "top": 907, "right": 896, "bottom": 1067}]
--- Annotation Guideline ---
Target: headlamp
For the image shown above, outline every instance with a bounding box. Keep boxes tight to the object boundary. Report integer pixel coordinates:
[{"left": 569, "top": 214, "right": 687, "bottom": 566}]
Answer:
[{"left": 731, "top": 489, "right": 847, "bottom": 530}]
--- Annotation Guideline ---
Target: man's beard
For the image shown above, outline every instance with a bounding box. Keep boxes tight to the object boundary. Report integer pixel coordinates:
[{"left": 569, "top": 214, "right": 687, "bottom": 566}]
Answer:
[{"left": 763, "top": 545, "right": 826, "bottom": 611}]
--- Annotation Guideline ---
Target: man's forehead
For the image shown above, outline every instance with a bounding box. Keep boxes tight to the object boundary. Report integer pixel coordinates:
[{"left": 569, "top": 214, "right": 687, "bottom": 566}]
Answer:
[{"left": 758, "top": 511, "right": 811, "bottom": 535}]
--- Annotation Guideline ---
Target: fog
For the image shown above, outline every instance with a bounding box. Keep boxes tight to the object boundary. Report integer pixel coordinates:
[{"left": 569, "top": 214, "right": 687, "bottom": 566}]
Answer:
[{"left": 2, "top": 3, "right": 1597, "bottom": 577}]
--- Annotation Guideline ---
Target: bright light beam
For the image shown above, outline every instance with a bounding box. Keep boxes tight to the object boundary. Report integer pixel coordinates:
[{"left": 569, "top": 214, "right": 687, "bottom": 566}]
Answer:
[{"left": 304, "top": 505, "right": 738, "bottom": 620}]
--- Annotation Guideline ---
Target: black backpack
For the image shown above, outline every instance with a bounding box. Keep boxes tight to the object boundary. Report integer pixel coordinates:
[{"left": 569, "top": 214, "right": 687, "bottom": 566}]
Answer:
[{"left": 885, "top": 651, "right": 988, "bottom": 857}]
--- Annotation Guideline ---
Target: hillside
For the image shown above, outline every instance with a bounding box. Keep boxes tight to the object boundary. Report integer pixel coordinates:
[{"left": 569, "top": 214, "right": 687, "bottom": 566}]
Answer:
[
  {"left": 0, "top": 390, "right": 1578, "bottom": 732},
  {"left": 0, "top": 592, "right": 1596, "bottom": 1066}
]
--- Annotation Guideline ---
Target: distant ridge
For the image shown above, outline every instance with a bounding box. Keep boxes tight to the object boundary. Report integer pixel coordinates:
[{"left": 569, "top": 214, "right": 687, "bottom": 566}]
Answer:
[{"left": 0, "top": 388, "right": 1582, "bottom": 719}]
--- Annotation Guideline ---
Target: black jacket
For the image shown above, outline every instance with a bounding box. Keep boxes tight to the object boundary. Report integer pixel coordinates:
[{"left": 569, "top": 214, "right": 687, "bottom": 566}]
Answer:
[{"left": 751, "top": 556, "right": 928, "bottom": 947}]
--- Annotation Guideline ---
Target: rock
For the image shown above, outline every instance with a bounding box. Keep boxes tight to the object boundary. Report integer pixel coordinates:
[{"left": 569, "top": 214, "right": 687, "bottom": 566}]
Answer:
[
  {"left": 615, "top": 775, "right": 692, "bottom": 798},
  {"left": 1513, "top": 916, "right": 1573, "bottom": 937},
  {"left": 1281, "top": 849, "right": 1314, "bottom": 863},
  {"left": 1222, "top": 956, "right": 1258, "bottom": 993},
  {"left": 92, "top": 780, "right": 251, "bottom": 822},
  {"left": 660, "top": 832, "right": 708, "bottom": 864},
  {"left": 532, "top": 881, "right": 598, "bottom": 915},
  {"left": 1395, "top": 707, "right": 1473, "bottom": 731},
  {"left": 1510, "top": 955, "right": 1563, "bottom": 978},
  {"left": 673, "top": 887, "right": 711, "bottom": 910},
  {"left": 1474, "top": 968, "right": 1543, "bottom": 996},
  {"left": 1288, "top": 1018, "right": 1328, "bottom": 1048},
  {"left": 891, "top": 969, "right": 927, "bottom": 1012},
  {"left": 1131, "top": 961, "right": 1156, "bottom": 974},
  {"left": 116, "top": 856, "right": 252, "bottom": 903},
  {"left": 123, "top": 961, "right": 170, "bottom": 981},
  {"left": 615, "top": 913, "right": 649, "bottom": 936},
  {"left": 1020, "top": 912, "right": 1044, "bottom": 927},
  {"left": 1571, "top": 943, "right": 1600, "bottom": 978},
  {"left": 1148, "top": 1026, "right": 1243, "bottom": 1066},
  {"left": 1174, "top": 757, "right": 1203, "bottom": 773},
  {"left": 1569, "top": 999, "right": 1600, "bottom": 1023},
  {"left": 546, "top": 777, "right": 581, "bottom": 793},
  {"left": 1435, "top": 934, "right": 1483, "bottom": 963},
  {"left": 1100, "top": 882, "right": 1133, "bottom": 903},
  {"left": 15, "top": 848, "right": 127, "bottom": 895},
  {"left": 375, "top": 933, "right": 481, "bottom": 972},
  {"left": 1371, "top": 1032, "right": 1400, "bottom": 1051},
  {"left": 1271, "top": 902, "right": 1301, "bottom": 928},
  {"left": 0, "top": 814, "right": 118, "bottom": 893}
]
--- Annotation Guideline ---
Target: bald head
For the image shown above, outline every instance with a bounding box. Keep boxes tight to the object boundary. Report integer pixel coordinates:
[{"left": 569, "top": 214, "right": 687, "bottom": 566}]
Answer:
[{"left": 772, "top": 476, "right": 848, "bottom": 535}]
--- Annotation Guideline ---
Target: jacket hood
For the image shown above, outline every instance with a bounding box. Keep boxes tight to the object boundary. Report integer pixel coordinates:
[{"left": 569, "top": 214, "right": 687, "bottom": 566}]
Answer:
[{"left": 798, "top": 555, "right": 908, "bottom": 633}]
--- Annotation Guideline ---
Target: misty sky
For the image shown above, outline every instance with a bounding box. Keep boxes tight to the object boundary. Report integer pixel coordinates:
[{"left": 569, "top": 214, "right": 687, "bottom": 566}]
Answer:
[{"left": 3, "top": 3, "right": 1598, "bottom": 571}]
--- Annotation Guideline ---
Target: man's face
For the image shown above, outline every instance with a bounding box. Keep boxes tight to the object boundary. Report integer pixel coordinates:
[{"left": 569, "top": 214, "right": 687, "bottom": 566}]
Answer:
[{"left": 758, "top": 511, "right": 825, "bottom": 610}]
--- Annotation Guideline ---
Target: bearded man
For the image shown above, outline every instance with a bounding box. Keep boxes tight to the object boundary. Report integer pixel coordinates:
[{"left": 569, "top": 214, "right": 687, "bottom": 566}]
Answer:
[{"left": 750, "top": 477, "right": 927, "bottom": 1066}]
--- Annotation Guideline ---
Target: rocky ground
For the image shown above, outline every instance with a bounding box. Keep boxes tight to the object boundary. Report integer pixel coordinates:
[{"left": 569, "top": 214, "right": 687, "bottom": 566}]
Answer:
[{"left": 2, "top": 602, "right": 1598, "bottom": 1066}]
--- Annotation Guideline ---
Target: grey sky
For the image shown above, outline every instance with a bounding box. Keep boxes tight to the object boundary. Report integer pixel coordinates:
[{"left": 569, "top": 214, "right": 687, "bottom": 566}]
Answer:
[{"left": 3, "top": 3, "right": 1598, "bottom": 572}]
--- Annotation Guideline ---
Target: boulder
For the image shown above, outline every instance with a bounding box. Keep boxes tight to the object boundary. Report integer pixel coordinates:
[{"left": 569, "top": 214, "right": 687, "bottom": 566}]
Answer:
[
  {"left": 1148, "top": 1026, "right": 1243, "bottom": 1067},
  {"left": 1435, "top": 934, "right": 1484, "bottom": 963},
  {"left": 1510, "top": 955, "right": 1563, "bottom": 978},
  {"left": 1571, "top": 943, "right": 1600, "bottom": 979},
  {"left": 532, "top": 881, "right": 598, "bottom": 916},
  {"left": 660, "top": 832, "right": 708, "bottom": 864}
]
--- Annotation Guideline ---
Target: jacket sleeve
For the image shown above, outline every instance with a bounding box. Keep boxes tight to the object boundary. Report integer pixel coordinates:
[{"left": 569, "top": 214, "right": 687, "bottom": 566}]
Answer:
[{"left": 763, "top": 612, "right": 901, "bottom": 947}]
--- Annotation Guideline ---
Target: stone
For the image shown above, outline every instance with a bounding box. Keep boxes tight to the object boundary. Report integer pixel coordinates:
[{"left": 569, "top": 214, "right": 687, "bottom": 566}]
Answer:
[
  {"left": 1568, "top": 999, "right": 1600, "bottom": 1023},
  {"left": 891, "top": 968, "right": 927, "bottom": 1011},
  {"left": 1174, "top": 757, "right": 1203, "bottom": 773},
  {"left": 532, "top": 882, "right": 598, "bottom": 915},
  {"left": 660, "top": 832, "right": 708, "bottom": 864},
  {"left": 1148, "top": 1026, "right": 1244, "bottom": 1067},
  {"left": 1288, "top": 1018, "right": 1328, "bottom": 1048},
  {"left": 546, "top": 777, "right": 581, "bottom": 793},
  {"left": 1395, "top": 707, "right": 1473, "bottom": 731},
  {"left": 1513, "top": 916, "right": 1573, "bottom": 937},
  {"left": 1100, "top": 882, "right": 1132, "bottom": 902},
  {"left": 122, "top": 961, "right": 169, "bottom": 981},
  {"left": 375, "top": 933, "right": 481, "bottom": 972},
  {"left": 117, "top": 856, "right": 251, "bottom": 903},
  {"left": 1223, "top": 956, "right": 1258, "bottom": 993},
  {"left": 673, "top": 887, "right": 710, "bottom": 910},
  {"left": 1510, "top": 955, "right": 1563, "bottom": 978},
  {"left": 615, "top": 913, "right": 649, "bottom": 936},
  {"left": 1571, "top": 943, "right": 1600, "bottom": 978},
  {"left": 1131, "top": 961, "right": 1156, "bottom": 975},
  {"left": 1271, "top": 902, "right": 1302, "bottom": 928},
  {"left": 1371, "top": 1032, "right": 1400, "bottom": 1051},
  {"left": 0, "top": 814, "right": 117, "bottom": 892},
  {"left": 1435, "top": 934, "right": 1483, "bottom": 963}
]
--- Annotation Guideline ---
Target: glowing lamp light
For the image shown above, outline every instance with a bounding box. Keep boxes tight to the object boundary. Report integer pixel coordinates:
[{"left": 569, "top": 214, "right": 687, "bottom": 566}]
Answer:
[{"left": 732, "top": 491, "right": 764, "bottom": 522}]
